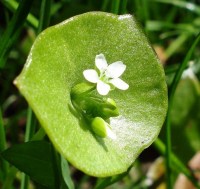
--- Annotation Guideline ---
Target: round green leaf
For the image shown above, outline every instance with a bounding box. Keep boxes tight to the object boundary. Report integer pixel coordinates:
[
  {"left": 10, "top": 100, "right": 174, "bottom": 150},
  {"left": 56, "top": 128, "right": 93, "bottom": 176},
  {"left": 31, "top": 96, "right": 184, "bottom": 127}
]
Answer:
[{"left": 14, "top": 12, "right": 167, "bottom": 177}]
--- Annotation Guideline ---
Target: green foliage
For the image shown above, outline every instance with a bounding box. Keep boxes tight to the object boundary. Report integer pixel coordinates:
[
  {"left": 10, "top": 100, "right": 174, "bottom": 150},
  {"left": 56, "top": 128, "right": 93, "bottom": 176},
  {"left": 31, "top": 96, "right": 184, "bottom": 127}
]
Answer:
[
  {"left": 162, "top": 71, "right": 200, "bottom": 163},
  {"left": 1, "top": 0, "right": 200, "bottom": 188},
  {"left": 1, "top": 141, "right": 56, "bottom": 188},
  {"left": 61, "top": 156, "right": 75, "bottom": 189},
  {"left": 0, "top": 0, "right": 34, "bottom": 68},
  {"left": 14, "top": 12, "right": 167, "bottom": 177}
]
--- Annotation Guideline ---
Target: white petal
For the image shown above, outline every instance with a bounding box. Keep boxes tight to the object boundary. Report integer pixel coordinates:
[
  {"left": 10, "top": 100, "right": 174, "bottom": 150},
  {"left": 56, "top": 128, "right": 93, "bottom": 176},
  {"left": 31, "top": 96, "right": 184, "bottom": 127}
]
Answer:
[
  {"left": 106, "top": 125, "right": 116, "bottom": 140},
  {"left": 109, "top": 78, "right": 129, "bottom": 90},
  {"left": 95, "top": 54, "right": 108, "bottom": 72},
  {"left": 106, "top": 61, "right": 126, "bottom": 78},
  {"left": 182, "top": 67, "right": 195, "bottom": 79},
  {"left": 97, "top": 80, "right": 110, "bottom": 95},
  {"left": 83, "top": 69, "right": 99, "bottom": 83}
]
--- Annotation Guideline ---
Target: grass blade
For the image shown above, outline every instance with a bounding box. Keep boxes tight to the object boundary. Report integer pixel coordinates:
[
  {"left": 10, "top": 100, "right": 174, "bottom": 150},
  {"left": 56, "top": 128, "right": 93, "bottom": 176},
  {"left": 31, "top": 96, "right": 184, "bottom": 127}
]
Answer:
[
  {"left": 2, "top": 0, "right": 38, "bottom": 28},
  {"left": 0, "top": 0, "right": 34, "bottom": 68},
  {"left": 165, "top": 33, "right": 190, "bottom": 59},
  {"left": 2, "top": 167, "right": 18, "bottom": 189},
  {"left": 20, "top": 0, "right": 51, "bottom": 186},
  {"left": 37, "top": 0, "right": 51, "bottom": 35},
  {"left": 94, "top": 170, "right": 129, "bottom": 189},
  {"left": 165, "top": 31, "right": 200, "bottom": 188},
  {"left": 19, "top": 0, "right": 51, "bottom": 185},
  {"left": 153, "top": 0, "right": 200, "bottom": 15},
  {"left": 61, "top": 156, "right": 75, "bottom": 189},
  {"left": 0, "top": 108, "right": 8, "bottom": 179},
  {"left": 101, "top": 0, "right": 110, "bottom": 12},
  {"left": 111, "top": 0, "right": 120, "bottom": 14},
  {"left": 31, "top": 128, "right": 46, "bottom": 141},
  {"left": 120, "top": 0, "right": 128, "bottom": 14},
  {"left": 154, "top": 138, "right": 200, "bottom": 188},
  {"left": 20, "top": 108, "right": 36, "bottom": 189}
]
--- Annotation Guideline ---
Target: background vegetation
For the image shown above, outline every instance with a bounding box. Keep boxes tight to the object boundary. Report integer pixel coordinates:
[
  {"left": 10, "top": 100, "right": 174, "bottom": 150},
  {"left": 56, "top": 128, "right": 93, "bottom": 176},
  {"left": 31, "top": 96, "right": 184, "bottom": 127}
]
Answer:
[{"left": 0, "top": 0, "right": 200, "bottom": 188}]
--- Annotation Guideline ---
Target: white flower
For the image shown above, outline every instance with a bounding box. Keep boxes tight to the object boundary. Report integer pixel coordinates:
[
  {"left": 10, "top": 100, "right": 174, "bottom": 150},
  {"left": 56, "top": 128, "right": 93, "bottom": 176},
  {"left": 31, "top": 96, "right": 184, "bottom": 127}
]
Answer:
[
  {"left": 182, "top": 61, "right": 196, "bottom": 80},
  {"left": 83, "top": 54, "right": 129, "bottom": 95}
]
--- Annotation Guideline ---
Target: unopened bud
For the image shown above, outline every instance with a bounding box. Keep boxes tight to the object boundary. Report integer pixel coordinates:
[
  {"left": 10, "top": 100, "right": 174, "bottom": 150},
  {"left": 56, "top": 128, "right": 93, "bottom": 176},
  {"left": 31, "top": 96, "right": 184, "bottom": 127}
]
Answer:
[
  {"left": 101, "top": 98, "right": 119, "bottom": 119},
  {"left": 91, "top": 117, "right": 116, "bottom": 139}
]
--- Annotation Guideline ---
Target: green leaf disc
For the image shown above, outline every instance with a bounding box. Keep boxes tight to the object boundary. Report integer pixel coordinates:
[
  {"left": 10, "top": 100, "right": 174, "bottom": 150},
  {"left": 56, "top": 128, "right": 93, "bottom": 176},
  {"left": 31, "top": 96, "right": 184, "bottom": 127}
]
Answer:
[{"left": 14, "top": 12, "right": 168, "bottom": 177}]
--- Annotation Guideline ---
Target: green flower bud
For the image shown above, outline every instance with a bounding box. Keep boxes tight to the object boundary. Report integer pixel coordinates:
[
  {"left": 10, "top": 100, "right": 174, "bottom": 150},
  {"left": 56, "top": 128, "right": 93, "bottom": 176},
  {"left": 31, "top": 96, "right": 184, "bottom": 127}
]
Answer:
[
  {"left": 107, "top": 98, "right": 117, "bottom": 107},
  {"left": 71, "top": 82, "right": 95, "bottom": 100},
  {"left": 91, "top": 117, "right": 116, "bottom": 139},
  {"left": 71, "top": 84, "right": 119, "bottom": 120},
  {"left": 101, "top": 98, "right": 119, "bottom": 119}
]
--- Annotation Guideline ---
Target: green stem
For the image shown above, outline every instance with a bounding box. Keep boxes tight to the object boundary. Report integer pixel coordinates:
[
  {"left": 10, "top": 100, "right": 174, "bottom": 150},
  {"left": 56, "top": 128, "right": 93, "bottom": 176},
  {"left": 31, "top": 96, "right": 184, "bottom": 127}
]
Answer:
[
  {"left": 0, "top": 108, "right": 9, "bottom": 179},
  {"left": 165, "top": 114, "right": 172, "bottom": 189},
  {"left": 94, "top": 169, "right": 130, "bottom": 189},
  {"left": 164, "top": 64, "right": 180, "bottom": 75},
  {"left": 51, "top": 144, "right": 61, "bottom": 189},
  {"left": 24, "top": 108, "right": 36, "bottom": 143},
  {"left": 2, "top": 167, "right": 18, "bottom": 189},
  {"left": 154, "top": 139, "right": 200, "bottom": 188},
  {"left": 111, "top": 0, "right": 120, "bottom": 14},
  {"left": 77, "top": 175, "right": 90, "bottom": 189},
  {"left": 37, "top": 0, "right": 51, "bottom": 35},
  {"left": 141, "top": 0, "right": 149, "bottom": 22},
  {"left": 165, "top": 32, "right": 200, "bottom": 189},
  {"left": 20, "top": 174, "right": 29, "bottom": 189},
  {"left": 120, "top": 0, "right": 128, "bottom": 14},
  {"left": 0, "top": 0, "right": 34, "bottom": 68},
  {"left": 20, "top": 0, "right": 51, "bottom": 187},
  {"left": 153, "top": 0, "right": 200, "bottom": 15},
  {"left": 2, "top": 0, "right": 38, "bottom": 28},
  {"left": 165, "top": 33, "right": 190, "bottom": 60},
  {"left": 20, "top": 108, "right": 36, "bottom": 189},
  {"left": 61, "top": 155, "right": 75, "bottom": 189},
  {"left": 101, "top": 0, "right": 110, "bottom": 11},
  {"left": 31, "top": 127, "right": 46, "bottom": 141}
]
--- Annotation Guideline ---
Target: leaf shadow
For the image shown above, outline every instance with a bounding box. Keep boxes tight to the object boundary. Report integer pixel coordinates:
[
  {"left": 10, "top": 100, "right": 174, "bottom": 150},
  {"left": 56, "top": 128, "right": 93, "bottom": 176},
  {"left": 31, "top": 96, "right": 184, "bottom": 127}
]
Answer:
[{"left": 68, "top": 103, "right": 108, "bottom": 152}]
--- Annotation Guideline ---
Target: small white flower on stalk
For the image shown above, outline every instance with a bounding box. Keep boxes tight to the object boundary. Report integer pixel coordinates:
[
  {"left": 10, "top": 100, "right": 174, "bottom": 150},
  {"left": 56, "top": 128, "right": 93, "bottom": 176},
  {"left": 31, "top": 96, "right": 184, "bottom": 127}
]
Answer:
[{"left": 83, "top": 54, "right": 129, "bottom": 95}]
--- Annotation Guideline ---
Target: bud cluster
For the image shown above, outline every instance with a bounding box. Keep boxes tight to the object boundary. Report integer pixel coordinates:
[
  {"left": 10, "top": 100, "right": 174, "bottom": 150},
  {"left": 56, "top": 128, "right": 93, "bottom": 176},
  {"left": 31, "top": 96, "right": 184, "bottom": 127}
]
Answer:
[{"left": 71, "top": 83, "right": 119, "bottom": 139}]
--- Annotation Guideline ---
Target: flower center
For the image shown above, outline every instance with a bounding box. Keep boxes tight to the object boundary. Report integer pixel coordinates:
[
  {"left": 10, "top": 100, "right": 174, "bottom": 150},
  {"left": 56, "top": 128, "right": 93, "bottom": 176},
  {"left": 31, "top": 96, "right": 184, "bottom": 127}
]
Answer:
[{"left": 99, "top": 71, "right": 109, "bottom": 83}]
